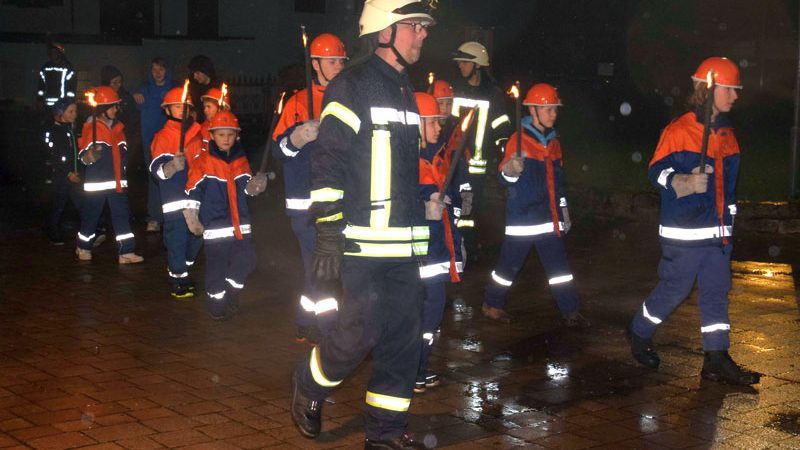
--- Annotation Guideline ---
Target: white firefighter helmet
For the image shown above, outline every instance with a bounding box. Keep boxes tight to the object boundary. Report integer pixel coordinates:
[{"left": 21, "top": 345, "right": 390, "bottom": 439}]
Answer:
[
  {"left": 452, "top": 41, "right": 489, "bottom": 67},
  {"left": 359, "top": 0, "right": 435, "bottom": 37}
]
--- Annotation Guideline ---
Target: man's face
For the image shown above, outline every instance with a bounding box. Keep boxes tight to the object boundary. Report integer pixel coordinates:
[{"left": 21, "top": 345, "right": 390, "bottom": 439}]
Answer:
[
  {"left": 457, "top": 61, "right": 476, "bottom": 78},
  {"left": 713, "top": 86, "right": 739, "bottom": 114},
  {"left": 109, "top": 75, "right": 123, "bottom": 93},
  {"left": 420, "top": 117, "right": 441, "bottom": 145},
  {"left": 203, "top": 100, "right": 219, "bottom": 121},
  {"left": 151, "top": 64, "right": 167, "bottom": 84},
  {"left": 193, "top": 71, "right": 211, "bottom": 85},
  {"left": 390, "top": 21, "right": 428, "bottom": 65},
  {"left": 59, "top": 104, "right": 77, "bottom": 124},
  {"left": 436, "top": 98, "right": 453, "bottom": 117},
  {"left": 211, "top": 129, "right": 238, "bottom": 151}
]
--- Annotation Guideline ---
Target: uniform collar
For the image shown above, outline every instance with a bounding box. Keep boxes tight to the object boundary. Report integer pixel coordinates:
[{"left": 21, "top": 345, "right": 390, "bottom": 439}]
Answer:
[
  {"left": 522, "top": 116, "right": 556, "bottom": 146},
  {"left": 693, "top": 108, "right": 732, "bottom": 130},
  {"left": 369, "top": 54, "right": 409, "bottom": 85},
  {"left": 208, "top": 140, "right": 244, "bottom": 161}
]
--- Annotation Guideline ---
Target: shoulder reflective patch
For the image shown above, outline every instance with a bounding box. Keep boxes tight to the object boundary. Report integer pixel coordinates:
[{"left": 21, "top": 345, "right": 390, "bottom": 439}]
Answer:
[
  {"left": 321, "top": 102, "right": 361, "bottom": 134},
  {"left": 370, "top": 107, "right": 420, "bottom": 126},
  {"left": 491, "top": 114, "right": 511, "bottom": 129}
]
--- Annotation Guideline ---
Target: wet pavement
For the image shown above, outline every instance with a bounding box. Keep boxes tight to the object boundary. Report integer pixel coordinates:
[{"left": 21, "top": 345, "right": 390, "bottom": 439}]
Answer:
[{"left": 1, "top": 184, "right": 800, "bottom": 449}]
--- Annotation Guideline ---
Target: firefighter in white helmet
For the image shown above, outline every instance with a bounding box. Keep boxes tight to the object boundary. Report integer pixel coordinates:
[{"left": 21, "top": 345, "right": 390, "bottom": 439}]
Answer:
[
  {"left": 290, "top": 1, "right": 435, "bottom": 448},
  {"left": 450, "top": 40, "right": 512, "bottom": 263}
]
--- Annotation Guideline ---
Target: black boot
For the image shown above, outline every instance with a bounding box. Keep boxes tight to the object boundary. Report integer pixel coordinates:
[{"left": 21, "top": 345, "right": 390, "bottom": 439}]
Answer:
[
  {"left": 291, "top": 369, "right": 322, "bottom": 438},
  {"left": 627, "top": 326, "right": 660, "bottom": 369},
  {"left": 701, "top": 351, "right": 760, "bottom": 385},
  {"left": 365, "top": 433, "right": 426, "bottom": 449}
]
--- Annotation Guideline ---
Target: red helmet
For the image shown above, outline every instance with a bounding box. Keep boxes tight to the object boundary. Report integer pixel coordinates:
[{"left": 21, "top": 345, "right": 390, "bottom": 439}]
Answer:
[
  {"left": 429, "top": 80, "right": 454, "bottom": 100},
  {"left": 523, "top": 83, "right": 562, "bottom": 107},
  {"left": 161, "top": 87, "right": 194, "bottom": 108},
  {"left": 415, "top": 92, "right": 444, "bottom": 118},
  {"left": 691, "top": 57, "right": 741, "bottom": 89},
  {"left": 310, "top": 33, "right": 347, "bottom": 59},
  {"left": 201, "top": 87, "right": 221, "bottom": 102},
  {"left": 90, "top": 86, "right": 121, "bottom": 105},
  {"left": 208, "top": 110, "right": 241, "bottom": 131}
]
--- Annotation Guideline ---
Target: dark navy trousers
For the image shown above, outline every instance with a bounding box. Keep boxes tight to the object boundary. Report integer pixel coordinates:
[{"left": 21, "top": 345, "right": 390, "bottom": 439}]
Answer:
[
  {"left": 163, "top": 218, "right": 203, "bottom": 288},
  {"left": 485, "top": 234, "right": 579, "bottom": 314},
  {"left": 203, "top": 237, "right": 257, "bottom": 316},
  {"left": 631, "top": 243, "right": 733, "bottom": 351},
  {"left": 417, "top": 281, "right": 446, "bottom": 382},
  {"left": 77, "top": 190, "right": 135, "bottom": 254},
  {"left": 290, "top": 214, "right": 338, "bottom": 334}
]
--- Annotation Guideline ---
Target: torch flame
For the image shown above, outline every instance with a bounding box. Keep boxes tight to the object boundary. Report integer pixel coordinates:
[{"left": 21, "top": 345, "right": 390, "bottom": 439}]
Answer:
[
  {"left": 507, "top": 83, "right": 520, "bottom": 99},
  {"left": 219, "top": 83, "right": 228, "bottom": 108},
  {"left": 706, "top": 69, "right": 715, "bottom": 89},
  {"left": 428, "top": 72, "right": 435, "bottom": 86},
  {"left": 277, "top": 91, "right": 286, "bottom": 115},
  {"left": 461, "top": 108, "right": 475, "bottom": 132},
  {"left": 180, "top": 79, "right": 190, "bottom": 103},
  {"left": 301, "top": 26, "right": 308, "bottom": 48},
  {"left": 85, "top": 91, "right": 97, "bottom": 107}
]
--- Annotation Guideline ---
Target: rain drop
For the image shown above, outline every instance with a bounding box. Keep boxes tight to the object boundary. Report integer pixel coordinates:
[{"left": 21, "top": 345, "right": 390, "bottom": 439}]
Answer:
[
  {"left": 452, "top": 298, "right": 466, "bottom": 313},
  {"left": 123, "top": 316, "right": 129, "bottom": 324},
  {"left": 768, "top": 245, "right": 780, "bottom": 258},
  {"left": 423, "top": 434, "right": 438, "bottom": 448},
  {"left": 718, "top": 22, "right": 727, "bottom": 31},
  {"left": 619, "top": 233, "right": 626, "bottom": 241},
  {"left": 609, "top": 115, "right": 616, "bottom": 122},
  {"left": 581, "top": 164, "right": 589, "bottom": 172},
  {"left": 739, "top": 59, "right": 749, "bottom": 68},
  {"left": 631, "top": 152, "right": 642, "bottom": 163},
  {"left": 81, "top": 411, "right": 95, "bottom": 426},
  {"left": 211, "top": 374, "right": 220, "bottom": 384},
  {"left": 663, "top": 96, "right": 674, "bottom": 106},
  {"left": 619, "top": 102, "right": 632, "bottom": 116},
  {"left": 670, "top": 86, "right": 681, "bottom": 96}
]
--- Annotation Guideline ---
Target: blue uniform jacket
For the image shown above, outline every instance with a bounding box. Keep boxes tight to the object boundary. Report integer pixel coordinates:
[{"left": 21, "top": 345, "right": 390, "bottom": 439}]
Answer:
[{"left": 273, "top": 123, "right": 312, "bottom": 216}]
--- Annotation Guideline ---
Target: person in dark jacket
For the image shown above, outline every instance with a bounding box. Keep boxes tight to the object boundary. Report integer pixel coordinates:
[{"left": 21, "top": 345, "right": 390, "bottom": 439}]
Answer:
[
  {"left": 627, "top": 57, "right": 760, "bottom": 386},
  {"left": 45, "top": 98, "right": 82, "bottom": 244},
  {"left": 37, "top": 42, "right": 76, "bottom": 108},
  {"left": 133, "top": 57, "right": 179, "bottom": 232},
  {"left": 290, "top": 1, "right": 435, "bottom": 448},
  {"left": 187, "top": 55, "right": 221, "bottom": 124}
]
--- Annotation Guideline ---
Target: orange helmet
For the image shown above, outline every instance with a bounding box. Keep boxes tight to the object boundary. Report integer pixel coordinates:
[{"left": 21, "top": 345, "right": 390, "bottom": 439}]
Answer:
[
  {"left": 161, "top": 87, "right": 194, "bottom": 108},
  {"left": 691, "top": 57, "right": 741, "bottom": 89},
  {"left": 201, "top": 87, "right": 221, "bottom": 102},
  {"left": 310, "top": 33, "right": 347, "bottom": 59},
  {"left": 208, "top": 110, "right": 241, "bottom": 131},
  {"left": 91, "top": 86, "right": 121, "bottom": 105},
  {"left": 429, "top": 80, "right": 454, "bottom": 100},
  {"left": 415, "top": 92, "right": 445, "bottom": 118},
  {"left": 523, "top": 83, "right": 562, "bottom": 107}
]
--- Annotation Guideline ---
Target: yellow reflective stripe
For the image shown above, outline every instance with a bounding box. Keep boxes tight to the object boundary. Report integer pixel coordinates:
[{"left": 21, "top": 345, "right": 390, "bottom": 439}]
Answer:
[
  {"left": 320, "top": 101, "right": 361, "bottom": 134},
  {"left": 316, "top": 212, "right": 343, "bottom": 223},
  {"left": 365, "top": 391, "right": 411, "bottom": 412},
  {"left": 344, "top": 225, "right": 412, "bottom": 241},
  {"left": 310, "top": 187, "right": 344, "bottom": 202},
  {"left": 345, "top": 242, "right": 413, "bottom": 258},
  {"left": 309, "top": 346, "right": 342, "bottom": 388},
  {"left": 412, "top": 226, "right": 430, "bottom": 241},
  {"left": 370, "top": 129, "right": 392, "bottom": 228},
  {"left": 473, "top": 103, "right": 488, "bottom": 161},
  {"left": 411, "top": 240, "right": 429, "bottom": 255},
  {"left": 491, "top": 114, "right": 510, "bottom": 129}
]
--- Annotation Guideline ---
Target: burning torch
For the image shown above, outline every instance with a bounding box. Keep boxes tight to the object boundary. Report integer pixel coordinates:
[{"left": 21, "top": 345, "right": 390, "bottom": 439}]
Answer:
[
  {"left": 177, "top": 79, "right": 190, "bottom": 157},
  {"left": 439, "top": 107, "right": 477, "bottom": 201},
  {"left": 84, "top": 90, "right": 97, "bottom": 152},
  {"left": 698, "top": 69, "right": 715, "bottom": 173},
  {"left": 259, "top": 91, "right": 287, "bottom": 176},
  {"left": 219, "top": 82, "right": 228, "bottom": 110},
  {"left": 507, "top": 82, "right": 522, "bottom": 157},
  {"left": 426, "top": 72, "right": 435, "bottom": 95},
  {"left": 301, "top": 25, "right": 314, "bottom": 119}
]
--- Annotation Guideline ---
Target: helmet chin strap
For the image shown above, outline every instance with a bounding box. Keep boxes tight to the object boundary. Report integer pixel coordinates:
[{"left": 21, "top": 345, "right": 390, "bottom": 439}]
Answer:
[
  {"left": 531, "top": 106, "right": 552, "bottom": 137},
  {"left": 378, "top": 24, "right": 410, "bottom": 69},
  {"left": 314, "top": 59, "right": 331, "bottom": 84}
]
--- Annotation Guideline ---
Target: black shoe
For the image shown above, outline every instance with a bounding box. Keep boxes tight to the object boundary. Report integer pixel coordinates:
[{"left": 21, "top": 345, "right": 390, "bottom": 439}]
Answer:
[
  {"left": 701, "top": 351, "right": 760, "bottom": 385},
  {"left": 563, "top": 311, "right": 591, "bottom": 329},
  {"left": 365, "top": 433, "right": 426, "bottom": 449},
  {"left": 171, "top": 285, "right": 194, "bottom": 300},
  {"left": 296, "top": 325, "right": 321, "bottom": 345},
  {"left": 627, "top": 326, "right": 660, "bottom": 369},
  {"left": 291, "top": 368, "right": 322, "bottom": 438}
]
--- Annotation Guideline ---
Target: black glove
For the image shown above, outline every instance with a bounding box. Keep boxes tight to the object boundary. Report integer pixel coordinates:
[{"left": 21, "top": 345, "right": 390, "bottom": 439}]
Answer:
[{"left": 312, "top": 220, "right": 345, "bottom": 281}]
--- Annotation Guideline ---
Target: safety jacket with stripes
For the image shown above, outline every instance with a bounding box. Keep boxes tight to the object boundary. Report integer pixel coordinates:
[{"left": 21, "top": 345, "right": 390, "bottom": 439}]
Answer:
[
  {"left": 649, "top": 111, "right": 739, "bottom": 247},
  {"left": 78, "top": 118, "right": 128, "bottom": 193},
  {"left": 185, "top": 141, "right": 254, "bottom": 241},
  {"left": 499, "top": 117, "right": 567, "bottom": 238},
  {"left": 150, "top": 119, "right": 203, "bottom": 221},
  {"left": 450, "top": 76, "right": 511, "bottom": 175},
  {"left": 309, "top": 54, "right": 428, "bottom": 259},
  {"left": 38, "top": 60, "right": 76, "bottom": 106},
  {"left": 419, "top": 142, "right": 463, "bottom": 283},
  {"left": 271, "top": 82, "right": 326, "bottom": 216}
]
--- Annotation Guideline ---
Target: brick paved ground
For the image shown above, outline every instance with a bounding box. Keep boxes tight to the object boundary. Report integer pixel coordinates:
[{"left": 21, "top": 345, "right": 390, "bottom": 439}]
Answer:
[{"left": 1, "top": 186, "right": 799, "bottom": 449}]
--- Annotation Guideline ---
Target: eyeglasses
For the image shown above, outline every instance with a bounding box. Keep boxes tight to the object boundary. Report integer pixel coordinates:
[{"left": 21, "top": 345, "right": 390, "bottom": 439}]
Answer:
[{"left": 396, "top": 21, "right": 430, "bottom": 33}]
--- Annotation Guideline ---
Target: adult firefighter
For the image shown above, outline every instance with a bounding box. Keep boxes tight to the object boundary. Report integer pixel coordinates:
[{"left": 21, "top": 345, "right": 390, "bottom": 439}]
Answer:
[
  {"left": 290, "top": 0, "right": 434, "bottom": 448},
  {"left": 627, "top": 57, "right": 760, "bottom": 385},
  {"left": 272, "top": 32, "right": 348, "bottom": 344},
  {"left": 37, "top": 42, "right": 77, "bottom": 107},
  {"left": 451, "top": 41, "right": 511, "bottom": 262}
]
